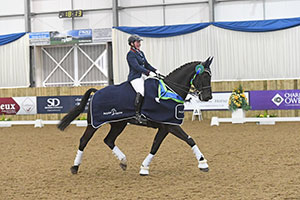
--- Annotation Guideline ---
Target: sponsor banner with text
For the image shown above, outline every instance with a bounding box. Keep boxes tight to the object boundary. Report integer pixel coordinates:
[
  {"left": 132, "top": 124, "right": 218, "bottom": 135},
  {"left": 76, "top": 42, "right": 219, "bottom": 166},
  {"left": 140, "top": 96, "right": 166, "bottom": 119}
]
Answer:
[
  {"left": 37, "top": 96, "right": 90, "bottom": 114},
  {"left": 0, "top": 97, "right": 37, "bottom": 115},
  {"left": 249, "top": 90, "right": 300, "bottom": 110},
  {"left": 184, "top": 92, "right": 249, "bottom": 111}
]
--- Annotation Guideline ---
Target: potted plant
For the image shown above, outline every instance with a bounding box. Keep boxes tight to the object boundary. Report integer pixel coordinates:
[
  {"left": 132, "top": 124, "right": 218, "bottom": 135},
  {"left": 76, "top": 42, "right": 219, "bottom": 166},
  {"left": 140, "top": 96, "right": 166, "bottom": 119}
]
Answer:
[{"left": 228, "top": 85, "right": 251, "bottom": 123}]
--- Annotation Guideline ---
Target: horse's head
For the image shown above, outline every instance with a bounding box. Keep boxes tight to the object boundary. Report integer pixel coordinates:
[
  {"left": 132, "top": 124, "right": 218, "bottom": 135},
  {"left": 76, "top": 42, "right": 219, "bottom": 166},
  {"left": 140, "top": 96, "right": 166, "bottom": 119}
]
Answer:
[{"left": 191, "top": 57, "right": 213, "bottom": 101}]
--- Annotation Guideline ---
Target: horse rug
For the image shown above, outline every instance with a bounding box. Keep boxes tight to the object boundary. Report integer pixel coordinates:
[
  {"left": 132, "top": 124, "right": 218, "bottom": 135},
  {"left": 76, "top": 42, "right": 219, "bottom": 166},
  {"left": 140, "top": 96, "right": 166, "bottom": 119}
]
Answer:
[{"left": 90, "top": 78, "right": 184, "bottom": 128}]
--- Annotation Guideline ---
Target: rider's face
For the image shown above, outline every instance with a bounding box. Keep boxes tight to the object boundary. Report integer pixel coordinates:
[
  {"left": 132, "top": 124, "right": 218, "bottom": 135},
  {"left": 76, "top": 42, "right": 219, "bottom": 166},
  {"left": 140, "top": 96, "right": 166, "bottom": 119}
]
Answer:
[{"left": 134, "top": 41, "right": 141, "bottom": 49}]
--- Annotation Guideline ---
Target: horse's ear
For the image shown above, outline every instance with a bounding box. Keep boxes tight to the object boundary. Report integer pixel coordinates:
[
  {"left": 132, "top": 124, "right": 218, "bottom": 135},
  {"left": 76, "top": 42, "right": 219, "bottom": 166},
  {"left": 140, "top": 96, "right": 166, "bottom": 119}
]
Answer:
[
  {"left": 203, "top": 57, "right": 210, "bottom": 68},
  {"left": 208, "top": 56, "right": 214, "bottom": 67},
  {"left": 203, "top": 57, "right": 213, "bottom": 68}
]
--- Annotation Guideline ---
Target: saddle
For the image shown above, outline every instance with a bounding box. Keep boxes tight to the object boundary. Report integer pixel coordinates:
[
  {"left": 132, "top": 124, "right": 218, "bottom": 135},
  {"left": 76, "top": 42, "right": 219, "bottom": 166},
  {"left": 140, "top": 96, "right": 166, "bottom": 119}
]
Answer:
[{"left": 90, "top": 78, "right": 184, "bottom": 128}]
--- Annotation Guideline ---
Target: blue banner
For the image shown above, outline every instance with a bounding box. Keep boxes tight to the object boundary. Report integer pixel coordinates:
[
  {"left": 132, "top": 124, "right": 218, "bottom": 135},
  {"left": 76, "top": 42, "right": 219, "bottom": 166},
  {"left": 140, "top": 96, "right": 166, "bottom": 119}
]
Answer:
[
  {"left": 37, "top": 96, "right": 90, "bottom": 114},
  {"left": 0, "top": 32, "right": 26, "bottom": 46},
  {"left": 29, "top": 32, "right": 50, "bottom": 45},
  {"left": 115, "top": 17, "right": 300, "bottom": 37}
]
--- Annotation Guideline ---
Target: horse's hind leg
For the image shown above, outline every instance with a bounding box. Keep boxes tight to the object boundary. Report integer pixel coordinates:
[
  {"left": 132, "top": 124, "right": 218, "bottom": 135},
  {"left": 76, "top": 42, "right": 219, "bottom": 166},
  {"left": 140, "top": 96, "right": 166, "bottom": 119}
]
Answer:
[
  {"left": 103, "top": 121, "right": 128, "bottom": 170},
  {"left": 167, "top": 125, "right": 209, "bottom": 172},
  {"left": 140, "top": 127, "right": 168, "bottom": 176},
  {"left": 70, "top": 125, "right": 98, "bottom": 174}
]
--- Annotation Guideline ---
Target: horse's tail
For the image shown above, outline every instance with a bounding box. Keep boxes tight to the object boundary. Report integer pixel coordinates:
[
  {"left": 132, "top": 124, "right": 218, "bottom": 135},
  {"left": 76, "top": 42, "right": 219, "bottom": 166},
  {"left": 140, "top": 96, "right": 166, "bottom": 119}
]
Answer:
[{"left": 57, "top": 88, "right": 97, "bottom": 131}]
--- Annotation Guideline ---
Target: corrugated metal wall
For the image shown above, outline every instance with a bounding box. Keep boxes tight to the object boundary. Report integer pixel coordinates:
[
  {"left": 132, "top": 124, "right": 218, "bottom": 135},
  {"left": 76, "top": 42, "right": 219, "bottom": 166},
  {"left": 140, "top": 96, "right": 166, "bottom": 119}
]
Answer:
[
  {"left": 41, "top": 44, "right": 107, "bottom": 87},
  {"left": 42, "top": 46, "right": 74, "bottom": 86},
  {"left": 77, "top": 45, "right": 108, "bottom": 86}
]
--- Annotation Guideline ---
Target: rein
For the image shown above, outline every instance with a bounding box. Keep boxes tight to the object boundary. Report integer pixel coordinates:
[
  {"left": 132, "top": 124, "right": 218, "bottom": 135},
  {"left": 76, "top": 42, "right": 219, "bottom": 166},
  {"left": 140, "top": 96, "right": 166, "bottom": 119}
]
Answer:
[{"left": 156, "top": 67, "right": 211, "bottom": 99}]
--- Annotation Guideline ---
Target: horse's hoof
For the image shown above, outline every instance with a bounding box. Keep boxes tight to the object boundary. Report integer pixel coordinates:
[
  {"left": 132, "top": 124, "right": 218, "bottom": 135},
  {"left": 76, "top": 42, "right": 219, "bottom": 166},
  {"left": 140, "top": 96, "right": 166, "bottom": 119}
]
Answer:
[
  {"left": 198, "top": 158, "right": 209, "bottom": 172},
  {"left": 119, "top": 158, "right": 127, "bottom": 171},
  {"left": 70, "top": 165, "right": 79, "bottom": 174},
  {"left": 200, "top": 168, "right": 209, "bottom": 172},
  {"left": 140, "top": 173, "right": 149, "bottom": 176},
  {"left": 139, "top": 165, "right": 149, "bottom": 176},
  {"left": 119, "top": 163, "right": 127, "bottom": 171}
]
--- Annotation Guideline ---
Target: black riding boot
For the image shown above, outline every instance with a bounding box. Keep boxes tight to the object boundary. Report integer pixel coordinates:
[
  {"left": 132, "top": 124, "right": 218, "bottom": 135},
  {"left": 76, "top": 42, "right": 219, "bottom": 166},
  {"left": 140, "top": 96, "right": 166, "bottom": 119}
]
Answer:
[{"left": 134, "top": 92, "right": 144, "bottom": 123}]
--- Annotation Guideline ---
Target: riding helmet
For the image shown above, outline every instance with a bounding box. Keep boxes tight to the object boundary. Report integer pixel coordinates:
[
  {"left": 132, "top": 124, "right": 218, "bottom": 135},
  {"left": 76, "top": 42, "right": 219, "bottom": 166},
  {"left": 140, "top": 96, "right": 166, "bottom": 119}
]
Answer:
[{"left": 128, "top": 34, "right": 143, "bottom": 46}]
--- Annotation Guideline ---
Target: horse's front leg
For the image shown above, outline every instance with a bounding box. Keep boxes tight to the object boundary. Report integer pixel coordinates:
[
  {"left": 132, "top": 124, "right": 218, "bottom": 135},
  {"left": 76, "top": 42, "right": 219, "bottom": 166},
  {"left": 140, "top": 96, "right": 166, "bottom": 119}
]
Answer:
[
  {"left": 168, "top": 125, "right": 209, "bottom": 172},
  {"left": 140, "top": 127, "right": 168, "bottom": 176}
]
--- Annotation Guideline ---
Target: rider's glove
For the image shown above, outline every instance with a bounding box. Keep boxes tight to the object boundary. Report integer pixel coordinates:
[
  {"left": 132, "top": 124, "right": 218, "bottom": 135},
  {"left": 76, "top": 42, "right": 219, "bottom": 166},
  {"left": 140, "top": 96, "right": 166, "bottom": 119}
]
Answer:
[
  {"left": 148, "top": 71, "right": 156, "bottom": 77},
  {"left": 155, "top": 70, "right": 162, "bottom": 76}
]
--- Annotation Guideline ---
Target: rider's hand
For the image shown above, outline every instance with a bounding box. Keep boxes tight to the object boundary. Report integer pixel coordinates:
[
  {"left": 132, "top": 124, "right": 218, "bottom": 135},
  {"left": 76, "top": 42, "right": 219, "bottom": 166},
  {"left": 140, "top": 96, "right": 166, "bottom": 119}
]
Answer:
[
  {"left": 156, "top": 70, "right": 162, "bottom": 75},
  {"left": 148, "top": 71, "right": 156, "bottom": 77}
]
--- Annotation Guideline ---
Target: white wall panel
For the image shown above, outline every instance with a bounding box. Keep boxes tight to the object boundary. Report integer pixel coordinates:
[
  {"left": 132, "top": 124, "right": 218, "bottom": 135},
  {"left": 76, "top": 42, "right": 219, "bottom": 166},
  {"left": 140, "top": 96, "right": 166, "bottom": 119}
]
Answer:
[
  {"left": 165, "top": 4, "right": 209, "bottom": 25},
  {"left": 113, "top": 24, "right": 300, "bottom": 83},
  {"left": 74, "top": 11, "right": 112, "bottom": 29},
  {"left": 266, "top": 0, "right": 300, "bottom": 20},
  {"left": 73, "top": 0, "right": 111, "bottom": 9},
  {"left": 0, "top": 34, "right": 30, "bottom": 88},
  {"left": 31, "top": 0, "right": 71, "bottom": 12},
  {"left": 118, "top": 0, "right": 163, "bottom": 7},
  {"left": 0, "top": 18, "right": 25, "bottom": 35},
  {"left": 215, "top": 1, "right": 264, "bottom": 22},
  {"left": 0, "top": 0, "right": 24, "bottom": 15},
  {"left": 164, "top": 0, "right": 207, "bottom": 3},
  {"left": 31, "top": 15, "right": 72, "bottom": 32},
  {"left": 119, "top": 7, "right": 163, "bottom": 26},
  {"left": 112, "top": 27, "right": 213, "bottom": 83}
]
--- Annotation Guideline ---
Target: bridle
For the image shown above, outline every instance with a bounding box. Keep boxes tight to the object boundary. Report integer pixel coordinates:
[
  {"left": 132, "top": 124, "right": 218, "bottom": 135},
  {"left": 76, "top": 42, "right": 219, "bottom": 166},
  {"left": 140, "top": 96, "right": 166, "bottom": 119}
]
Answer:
[{"left": 157, "top": 67, "right": 211, "bottom": 99}]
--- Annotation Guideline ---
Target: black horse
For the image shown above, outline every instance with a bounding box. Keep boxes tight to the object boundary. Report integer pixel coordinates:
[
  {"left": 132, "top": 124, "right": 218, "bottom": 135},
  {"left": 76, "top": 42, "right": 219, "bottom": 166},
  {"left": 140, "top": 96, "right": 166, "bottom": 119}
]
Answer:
[{"left": 58, "top": 57, "right": 213, "bottom": 176}]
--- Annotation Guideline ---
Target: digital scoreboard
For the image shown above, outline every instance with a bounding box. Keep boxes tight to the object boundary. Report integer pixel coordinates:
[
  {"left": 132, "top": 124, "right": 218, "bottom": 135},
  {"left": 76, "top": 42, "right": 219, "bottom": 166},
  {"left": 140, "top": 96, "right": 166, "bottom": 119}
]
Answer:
[{"left": 59, "top": 10, "right": 83, "bottom": 18}]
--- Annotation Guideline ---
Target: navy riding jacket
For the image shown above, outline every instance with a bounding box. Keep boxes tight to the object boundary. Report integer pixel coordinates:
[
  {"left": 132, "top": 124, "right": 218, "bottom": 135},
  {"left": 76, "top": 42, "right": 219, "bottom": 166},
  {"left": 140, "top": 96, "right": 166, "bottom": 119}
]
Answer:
[{"left": 127, "top": 48, "right": 156, "bottom": 81}]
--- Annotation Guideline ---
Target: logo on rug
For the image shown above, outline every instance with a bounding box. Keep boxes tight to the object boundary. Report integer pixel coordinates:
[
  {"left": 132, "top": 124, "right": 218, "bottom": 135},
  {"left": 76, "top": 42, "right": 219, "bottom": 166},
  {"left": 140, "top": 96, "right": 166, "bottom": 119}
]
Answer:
[{"left": 103, "top": 108, "right": 123, "bottom": 116}]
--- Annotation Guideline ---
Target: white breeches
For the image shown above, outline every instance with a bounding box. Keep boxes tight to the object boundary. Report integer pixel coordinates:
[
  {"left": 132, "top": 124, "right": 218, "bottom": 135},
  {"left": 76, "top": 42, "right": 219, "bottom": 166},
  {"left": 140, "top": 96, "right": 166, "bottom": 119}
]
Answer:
[{"left": 130, "top": 74, "right": 147, "bottom": 96}]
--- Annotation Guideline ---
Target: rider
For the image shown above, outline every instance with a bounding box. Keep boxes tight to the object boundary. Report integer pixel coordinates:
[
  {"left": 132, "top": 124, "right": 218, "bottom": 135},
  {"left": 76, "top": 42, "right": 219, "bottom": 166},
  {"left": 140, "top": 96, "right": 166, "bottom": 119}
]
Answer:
[{"left": 127, "top": 34, "right": 160, "bottom": 123}]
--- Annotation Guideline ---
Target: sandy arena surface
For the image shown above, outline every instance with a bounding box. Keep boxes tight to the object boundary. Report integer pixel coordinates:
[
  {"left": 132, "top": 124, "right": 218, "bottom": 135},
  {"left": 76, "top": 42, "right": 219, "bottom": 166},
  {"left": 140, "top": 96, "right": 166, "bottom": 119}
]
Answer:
[{"left": 1, "top": 120, "right": 300, "bottom": 200}]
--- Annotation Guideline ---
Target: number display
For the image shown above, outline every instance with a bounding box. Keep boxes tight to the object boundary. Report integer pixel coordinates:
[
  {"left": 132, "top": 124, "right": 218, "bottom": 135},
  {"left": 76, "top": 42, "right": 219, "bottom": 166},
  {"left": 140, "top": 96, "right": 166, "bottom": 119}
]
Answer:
[{"left": 59, "top": 10, "right": 83, "bottom": 18}]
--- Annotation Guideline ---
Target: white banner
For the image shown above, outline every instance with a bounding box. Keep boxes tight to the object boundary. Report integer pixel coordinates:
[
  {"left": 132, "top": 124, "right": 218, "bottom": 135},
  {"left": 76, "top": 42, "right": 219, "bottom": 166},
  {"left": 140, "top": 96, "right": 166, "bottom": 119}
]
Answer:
[
  {"left": 184, "top": 92, "right": 249, "bottom": 111},
  {"left": 0, "top": 97, "right": 37, "bottom": 115}
]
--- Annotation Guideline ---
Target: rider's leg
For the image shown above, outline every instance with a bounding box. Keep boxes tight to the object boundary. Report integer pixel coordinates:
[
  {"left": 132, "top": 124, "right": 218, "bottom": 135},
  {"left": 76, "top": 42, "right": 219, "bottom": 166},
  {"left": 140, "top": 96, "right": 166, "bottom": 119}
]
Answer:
[
  {"left": 167, "top": 125, "right": 209, "bottom": 172},
  {"left": 140, "top": 127, "right": 169, "bottom": 176},
  {"left": 130, "top": 75, "right": 146, "bottom": 123},
  {"left": 134, "top": 92, "right": 144, "bottom": 122}
]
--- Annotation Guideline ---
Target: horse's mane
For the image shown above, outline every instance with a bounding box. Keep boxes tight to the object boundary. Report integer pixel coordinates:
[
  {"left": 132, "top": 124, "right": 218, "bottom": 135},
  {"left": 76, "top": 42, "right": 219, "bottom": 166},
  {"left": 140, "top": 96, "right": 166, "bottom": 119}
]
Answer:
[{"left": 165, "top": 61, "right": 201, "bottom": 78}]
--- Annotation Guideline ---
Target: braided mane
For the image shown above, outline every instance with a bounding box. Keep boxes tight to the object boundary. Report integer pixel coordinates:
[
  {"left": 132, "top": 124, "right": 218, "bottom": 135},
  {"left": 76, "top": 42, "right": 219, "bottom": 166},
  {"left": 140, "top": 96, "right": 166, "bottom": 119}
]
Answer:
[{"left": 165, "top": 61, "right": 201, "bottom": 78}]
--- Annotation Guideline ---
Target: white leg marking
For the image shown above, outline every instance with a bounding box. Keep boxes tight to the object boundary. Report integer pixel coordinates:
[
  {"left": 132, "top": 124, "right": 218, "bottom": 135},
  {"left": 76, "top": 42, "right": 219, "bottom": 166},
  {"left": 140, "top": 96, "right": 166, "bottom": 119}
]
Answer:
[
  {"left": 112, "top": 146, "right": 126, "bottom": 161},
  {"left": 74, "top": 150, "right": 83, "bottom": 166}
]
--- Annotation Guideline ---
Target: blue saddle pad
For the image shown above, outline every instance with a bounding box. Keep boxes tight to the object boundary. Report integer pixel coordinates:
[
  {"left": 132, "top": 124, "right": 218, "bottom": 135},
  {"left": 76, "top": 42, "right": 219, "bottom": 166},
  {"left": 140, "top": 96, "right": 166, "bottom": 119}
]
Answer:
[{"left": 91, "top": 79, "right": 184, "bottom": 128}]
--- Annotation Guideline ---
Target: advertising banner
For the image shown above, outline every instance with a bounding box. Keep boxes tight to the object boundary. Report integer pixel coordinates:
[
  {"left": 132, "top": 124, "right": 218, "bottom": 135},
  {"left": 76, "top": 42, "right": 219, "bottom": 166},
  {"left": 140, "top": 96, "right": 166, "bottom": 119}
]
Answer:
[
  {"left": 184, "top": 92, "right": 249, "bottom": 111},
  {"left": 37, "top": 96, "right": 90, "bottom": 114},
  {"left": 29, "top": 32, "right": 50, "bottom": 46},
  {"left": 50, "top": 29, "right": 92, "bottom": 45},
  {"left": 0, "top": 97, "right": 37, "bottom": 115},
  {"left": 92, "top": 28, "right": 112, "bottom": 43},
  {"left": 249, "top": 90, "right": 300, "bottom": 110}
]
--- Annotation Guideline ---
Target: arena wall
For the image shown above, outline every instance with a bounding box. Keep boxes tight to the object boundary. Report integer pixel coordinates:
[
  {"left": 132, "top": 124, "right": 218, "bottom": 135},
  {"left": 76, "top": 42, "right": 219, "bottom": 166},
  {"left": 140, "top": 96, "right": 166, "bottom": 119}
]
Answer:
[
  {"left": 0, "top": 86, "right": 103, "bottom": 121},
  {"left": 1, "top": 80, "right": 299, "bottom": 121}
]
